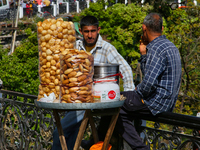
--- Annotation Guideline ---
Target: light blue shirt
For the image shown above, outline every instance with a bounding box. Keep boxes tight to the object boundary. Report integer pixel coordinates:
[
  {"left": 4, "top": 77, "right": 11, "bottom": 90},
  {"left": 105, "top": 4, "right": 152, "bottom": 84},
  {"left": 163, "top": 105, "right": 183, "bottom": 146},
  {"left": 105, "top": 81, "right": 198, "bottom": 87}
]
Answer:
[{"left": 76, "top": 34, "right": 135, "bottom": 91}]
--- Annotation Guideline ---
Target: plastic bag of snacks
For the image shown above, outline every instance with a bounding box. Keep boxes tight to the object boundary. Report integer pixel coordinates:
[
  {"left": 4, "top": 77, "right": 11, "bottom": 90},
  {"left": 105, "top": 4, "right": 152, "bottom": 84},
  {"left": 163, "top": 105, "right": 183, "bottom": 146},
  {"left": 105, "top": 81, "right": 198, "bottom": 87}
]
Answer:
[
  {"left": 37, "top": 18, "right": 76, "bottom": 102},
  {"left": 60, "top": 49, "right": 94, "bottom": 103}
]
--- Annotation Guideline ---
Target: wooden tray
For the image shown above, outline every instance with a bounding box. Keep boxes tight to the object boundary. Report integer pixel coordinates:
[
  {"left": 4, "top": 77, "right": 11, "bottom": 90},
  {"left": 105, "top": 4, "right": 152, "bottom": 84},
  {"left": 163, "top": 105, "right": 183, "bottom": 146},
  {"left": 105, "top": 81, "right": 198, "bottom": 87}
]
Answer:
[{"left": 35, "top": 100, "right": 124, "bottom": 110}]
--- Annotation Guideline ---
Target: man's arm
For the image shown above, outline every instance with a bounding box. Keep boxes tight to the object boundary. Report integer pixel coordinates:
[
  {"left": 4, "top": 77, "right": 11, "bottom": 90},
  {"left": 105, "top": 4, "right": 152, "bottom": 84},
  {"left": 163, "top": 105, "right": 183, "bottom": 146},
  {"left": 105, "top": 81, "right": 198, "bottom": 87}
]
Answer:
[
  {"left": 138, "top": 55, "right": 146, "bottom": 75},
  {"left": 136, "top": 50, "right": 166, "bottom": 99},
  {"left": 139, "top": 37, "right": 148, "bottom": 75},
  {"left": 139, "top": 37, "right": 148, "bottom": 55},
  {"left": 106, "top": 45, "right": 135, "bottom": 91}
]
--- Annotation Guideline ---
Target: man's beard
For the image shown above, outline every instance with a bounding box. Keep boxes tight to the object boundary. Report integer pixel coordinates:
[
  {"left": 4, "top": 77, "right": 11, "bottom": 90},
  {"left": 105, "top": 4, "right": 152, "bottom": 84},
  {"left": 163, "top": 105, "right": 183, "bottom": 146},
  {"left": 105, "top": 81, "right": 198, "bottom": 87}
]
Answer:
[{"left": 84, "top": 34, "right": 99, "bottom": 47}]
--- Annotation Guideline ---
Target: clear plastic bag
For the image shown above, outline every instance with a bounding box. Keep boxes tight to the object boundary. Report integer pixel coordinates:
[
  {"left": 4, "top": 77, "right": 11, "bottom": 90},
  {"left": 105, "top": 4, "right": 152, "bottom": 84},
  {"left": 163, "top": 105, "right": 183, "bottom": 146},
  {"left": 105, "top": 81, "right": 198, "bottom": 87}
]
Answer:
[
  {"left": 39, "top": 92, "right": 56, "bottom": 103},
  {"left": 60, "top": 49, "right": 94, "bottom": 103},
  {"left": 37, "top": 18, "right": 76, "bottom": 102}
]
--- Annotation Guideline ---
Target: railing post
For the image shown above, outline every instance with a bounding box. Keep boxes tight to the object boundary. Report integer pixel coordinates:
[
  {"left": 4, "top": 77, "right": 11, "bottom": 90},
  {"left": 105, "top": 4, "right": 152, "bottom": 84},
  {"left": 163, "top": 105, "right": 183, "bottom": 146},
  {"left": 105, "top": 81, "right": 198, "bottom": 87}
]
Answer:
[
  {"left": 66, "top": 2, "right": 69, "bottom": 13},
  {"left": 141, "top": 0, "right": 144, "bottom": 6},
  {"left": 86, "top": 0, "right": 90, "bottom": 8},
  {"left": 194, "top": 0, "right": 197, "bottom": 5},
  {"left": 105, "top": 0, "right": 107, "bottom": 9},
  {"left": 178, "top": 0, "right": 181, "bottom": 7},
  {"left": 52, "top": 2, "right": 57, "bottom": 17},
  {"left": 19, "top": 4, "right": 23, "bottom": 18},
  {"left": 56, "top": 0, "right": 59, "bottom": 15},
  {"left": 62, "top": 2, "right": 69, "bottom": 14},
  {"left": 124, "top": 0, "right": 127, "bottom": 5},
  {"left": 38, "top": 5, "right": 41, "bottom": 13},
  {"left": 76, "top": 1, "right": 79, "bottom": 13}
]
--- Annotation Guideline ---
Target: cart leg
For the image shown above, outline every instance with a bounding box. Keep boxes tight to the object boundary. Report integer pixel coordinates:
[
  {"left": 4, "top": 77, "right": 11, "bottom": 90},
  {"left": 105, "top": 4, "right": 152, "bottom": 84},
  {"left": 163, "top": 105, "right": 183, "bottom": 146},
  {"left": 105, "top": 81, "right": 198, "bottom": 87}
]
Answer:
[
  {"left": 89, "top": 115, "right": 99, "bottom": 143},
  {"left": 73, "top": 110, "right": 90, "bottom": 150},
  {"left": 53, "top": 109, "right": 68, "bottom": 150},
  {"left": 102, "top": 108, "right": 120, "bottom": 150}
]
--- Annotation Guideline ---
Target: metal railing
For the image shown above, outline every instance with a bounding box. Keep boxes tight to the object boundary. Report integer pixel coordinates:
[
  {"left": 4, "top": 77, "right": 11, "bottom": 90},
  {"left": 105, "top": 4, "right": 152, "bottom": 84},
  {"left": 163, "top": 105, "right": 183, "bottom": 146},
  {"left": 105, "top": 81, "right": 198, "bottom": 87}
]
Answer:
[
  {"left": 0, "top": 1, "right": 88, "bottom": 22},
  {"left": 0, "top": 8, "right": 17, "bottom": 22},
  {"left": 133, "top": 112, "right": 200, "bottom": 150},
  {"left": 0, "top": 89, "right": 200, "bottom": 150},
  {"left": 0, "top": 90, "right": 56, "bottom": 150}
]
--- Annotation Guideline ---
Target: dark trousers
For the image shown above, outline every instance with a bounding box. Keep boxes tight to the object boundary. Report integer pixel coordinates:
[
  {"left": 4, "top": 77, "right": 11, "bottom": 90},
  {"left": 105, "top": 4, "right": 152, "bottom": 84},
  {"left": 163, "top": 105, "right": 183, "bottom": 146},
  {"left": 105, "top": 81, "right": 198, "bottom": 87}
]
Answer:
[{"left": 98, "top": 91, "right": 152, "bottom": 150}]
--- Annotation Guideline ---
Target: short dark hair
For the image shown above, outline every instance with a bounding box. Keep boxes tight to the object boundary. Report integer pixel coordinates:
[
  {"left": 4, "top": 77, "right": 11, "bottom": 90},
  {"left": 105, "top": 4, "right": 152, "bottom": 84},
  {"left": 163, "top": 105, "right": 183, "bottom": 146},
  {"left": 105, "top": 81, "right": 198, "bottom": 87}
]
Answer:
[
  {"left": 80, "top": 16, "right": 99, "bottom": 29},
  {"left": 143, "top": 13, "right": 163, "bottom": 33}
]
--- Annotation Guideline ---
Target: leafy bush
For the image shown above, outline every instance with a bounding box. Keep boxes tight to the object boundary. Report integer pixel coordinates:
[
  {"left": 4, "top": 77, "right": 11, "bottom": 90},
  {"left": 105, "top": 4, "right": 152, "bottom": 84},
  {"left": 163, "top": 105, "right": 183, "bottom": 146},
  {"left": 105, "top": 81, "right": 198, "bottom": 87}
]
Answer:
[{"left": 0, "top": 28, "right": 39, "bottom": 95}]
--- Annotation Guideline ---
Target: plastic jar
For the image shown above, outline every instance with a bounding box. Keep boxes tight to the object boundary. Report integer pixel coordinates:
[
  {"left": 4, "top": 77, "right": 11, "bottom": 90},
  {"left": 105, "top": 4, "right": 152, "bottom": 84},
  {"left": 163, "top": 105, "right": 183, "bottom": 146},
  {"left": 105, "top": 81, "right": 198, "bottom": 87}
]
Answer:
[{"left": 93, "top": 79, "right": 120, "bottom": 103}]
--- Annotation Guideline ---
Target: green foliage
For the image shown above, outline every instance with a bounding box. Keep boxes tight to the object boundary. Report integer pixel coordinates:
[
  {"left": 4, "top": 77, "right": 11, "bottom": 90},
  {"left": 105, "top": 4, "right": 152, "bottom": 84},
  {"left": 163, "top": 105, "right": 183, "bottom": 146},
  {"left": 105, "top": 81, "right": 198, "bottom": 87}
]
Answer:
[
  {"left": 0, "top": 28, "right": 39, "bottom": 96},
  {"left": 18, "top": 22, "right": 37, "bottom": 31},
  {"left": 33, "top": 16, "right": 45, "bottom": 23},
  {"left": 164, "top": 5, "right": 200, "bottom": 115},
  {"left": 0, "top": 44, "right": 9, "bottom": 60},
  {"left": 72, "top": 15, "right": 81, "bottom": 22}
]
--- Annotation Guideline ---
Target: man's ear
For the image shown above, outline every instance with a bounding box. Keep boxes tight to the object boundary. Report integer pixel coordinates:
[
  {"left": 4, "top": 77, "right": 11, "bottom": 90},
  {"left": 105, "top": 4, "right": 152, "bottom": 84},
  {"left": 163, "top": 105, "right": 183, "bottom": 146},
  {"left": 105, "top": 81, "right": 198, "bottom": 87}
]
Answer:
[
  {"left": 97, "top": 27, "right": 101, "bottom": 33},
  {"left": 162, "top": 26, "right": 164, "bottom": 32},
  {"left": 79, "top": 28, "right": 82, "bottom": 35},
  {"left": 142, "top": 24, "right": 147, "bottom": 32}
]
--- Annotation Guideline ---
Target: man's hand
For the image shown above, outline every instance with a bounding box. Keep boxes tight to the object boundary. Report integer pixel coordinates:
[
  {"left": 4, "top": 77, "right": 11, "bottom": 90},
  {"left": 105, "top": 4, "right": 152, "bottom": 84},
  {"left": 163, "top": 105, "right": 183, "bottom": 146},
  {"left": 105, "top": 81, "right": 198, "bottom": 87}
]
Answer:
[
  {"left": 139, "top": 36, "right": 148, "bottom": 55},
  {"left": 120, "top": 90, "right": 145, "bottom": 111}
]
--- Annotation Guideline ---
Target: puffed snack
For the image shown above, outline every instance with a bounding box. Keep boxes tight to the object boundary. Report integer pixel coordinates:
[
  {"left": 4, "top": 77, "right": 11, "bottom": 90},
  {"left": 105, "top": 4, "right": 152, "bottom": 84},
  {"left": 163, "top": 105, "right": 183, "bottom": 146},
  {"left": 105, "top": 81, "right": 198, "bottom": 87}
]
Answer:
[
  {"left": 60, "top": 49, "right": 94, "bottom": 103},
  {"left": 37, "top": 18, "right": 76, "bottom": 102}
]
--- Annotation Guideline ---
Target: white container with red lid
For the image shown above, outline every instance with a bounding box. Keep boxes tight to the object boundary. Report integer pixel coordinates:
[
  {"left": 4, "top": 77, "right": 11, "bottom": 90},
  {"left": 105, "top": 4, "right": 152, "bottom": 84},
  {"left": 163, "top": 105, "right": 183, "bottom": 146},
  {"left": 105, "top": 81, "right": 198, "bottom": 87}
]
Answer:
[{"left": 93, "top": 78, "right": 120, "bottom": 103}]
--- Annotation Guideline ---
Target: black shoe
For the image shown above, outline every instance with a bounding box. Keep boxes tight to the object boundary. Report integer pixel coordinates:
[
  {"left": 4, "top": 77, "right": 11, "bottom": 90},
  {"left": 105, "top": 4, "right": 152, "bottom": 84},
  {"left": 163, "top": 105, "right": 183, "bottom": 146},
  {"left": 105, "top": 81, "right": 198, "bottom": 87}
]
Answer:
[{"left": 81, "top": 139, "right": 94, "bottom": 150}]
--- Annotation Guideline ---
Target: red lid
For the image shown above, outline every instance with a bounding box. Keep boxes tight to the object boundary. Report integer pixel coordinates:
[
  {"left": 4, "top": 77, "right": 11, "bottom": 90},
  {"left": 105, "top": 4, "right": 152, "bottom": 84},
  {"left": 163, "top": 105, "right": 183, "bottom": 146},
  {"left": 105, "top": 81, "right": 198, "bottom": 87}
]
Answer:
[{"left": 94, "top": 79, "right": 117, "bottom": 83}]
